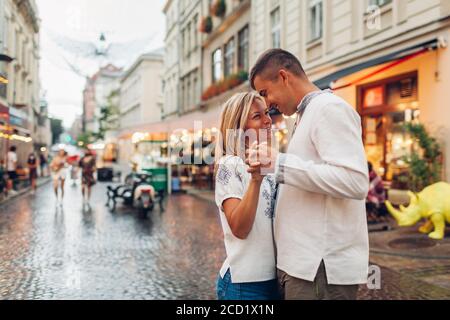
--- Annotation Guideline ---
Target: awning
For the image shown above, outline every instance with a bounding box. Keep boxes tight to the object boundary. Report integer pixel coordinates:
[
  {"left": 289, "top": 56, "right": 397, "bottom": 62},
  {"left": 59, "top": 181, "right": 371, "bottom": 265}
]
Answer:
[
  {"left": 119, "top": 121, "right": 169, "bottom": 139},
  {"left": 314, "top": 38, "right": 439, "bottom": 89},
  {"left": 119, "top": 105, "right": 224, "bottom": 139},
  {"left": 10, "top": 125, "right": 31, "bottom": 135}
]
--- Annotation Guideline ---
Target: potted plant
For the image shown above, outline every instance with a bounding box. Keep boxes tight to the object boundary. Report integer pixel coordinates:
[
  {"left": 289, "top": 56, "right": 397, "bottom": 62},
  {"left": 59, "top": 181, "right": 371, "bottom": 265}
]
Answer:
[
  {"left": 237, "top": 70, "right": 248, "bottom": 83},
  {"left": 202, "top": 70, "right": 249, "bottom": 101},
  {"left": 199, "top": 16, "right": 213, "bottom": 33},
  {"left": 211, "top": 0, "right": 226, "bottom": 18},
  {"left": 226, "top": 74, "right": 240, "bottom": 88},
  {"left": 402, "top": 123, "right": 443, "bottom": 192}
]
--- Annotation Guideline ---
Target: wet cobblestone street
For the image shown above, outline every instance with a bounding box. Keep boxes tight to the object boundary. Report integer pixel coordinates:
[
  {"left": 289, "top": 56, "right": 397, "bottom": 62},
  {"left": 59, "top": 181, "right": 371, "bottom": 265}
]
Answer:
[
  {"left": 1, "top": 182, "right": 450, "bottom": 300},
  {"left": 0, "top": 182, "right": 224, "bottom": 299}
]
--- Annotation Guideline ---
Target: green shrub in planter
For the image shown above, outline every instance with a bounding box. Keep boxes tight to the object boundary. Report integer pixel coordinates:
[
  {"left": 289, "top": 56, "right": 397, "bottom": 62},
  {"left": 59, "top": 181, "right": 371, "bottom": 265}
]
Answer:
[
  {"left": 199, "top": 16, "right": 213, "bottom": 33},
  {"left": 211, "top": 0, "right": 226, "bottom": 17},
  {"left": 237, "top": 70, "right": 249, "bottom": 82},
  {"left": 402, "top": 123, "right": 443, "bottom": 192}
]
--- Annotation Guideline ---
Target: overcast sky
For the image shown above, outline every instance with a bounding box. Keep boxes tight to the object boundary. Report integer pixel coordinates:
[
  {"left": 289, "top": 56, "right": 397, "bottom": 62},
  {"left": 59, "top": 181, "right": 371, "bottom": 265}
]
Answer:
[{"left": 37, "top": 0, "right": 166, "bottom": 128}]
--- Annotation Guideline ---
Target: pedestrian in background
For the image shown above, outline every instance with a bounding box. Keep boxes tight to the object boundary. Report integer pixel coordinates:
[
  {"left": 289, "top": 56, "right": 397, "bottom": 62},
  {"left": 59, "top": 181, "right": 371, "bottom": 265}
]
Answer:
[
  {"left": 50, "top": 149, "right": 68, "bottom": 206},
  {"left": 366, "top": 162, "right": 387, "bottom": 223},
  {"left": 39, "top": 152, "right": 48, "bottom": 177},
  {"left": 7, "top": 146, "right": 18, "bottom": 192},
  {"left": 67, "top": 154, "right": 80, "bottom": 187},
  {"left": 0, "top": 159, "right": 7, "bottom": 198},
  {"left": 27, "top": 152, "right": 38, "bottom": 194},
  {"left": 79, "top": 149, "right": 96, "bottom": 208}
]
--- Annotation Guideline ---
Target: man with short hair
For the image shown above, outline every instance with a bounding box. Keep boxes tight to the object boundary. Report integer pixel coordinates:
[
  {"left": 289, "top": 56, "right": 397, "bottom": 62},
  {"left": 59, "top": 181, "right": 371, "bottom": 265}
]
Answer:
[
  {"left": 247, "top": 49, "right": 370, "bottom": 300},
  {"left": 7, "top": 146, "right": 18, "bottom": 191}
]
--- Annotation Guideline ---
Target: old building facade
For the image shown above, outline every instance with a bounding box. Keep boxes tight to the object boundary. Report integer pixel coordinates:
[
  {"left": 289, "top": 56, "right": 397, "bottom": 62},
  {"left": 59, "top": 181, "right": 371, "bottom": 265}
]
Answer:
[
  {"left": 0, "top": 0, "right": 46, "bottom": 165},
  {"left": 161, "top": 0, "right": 450, "bottom": 189},
  {"left": 117, "top": 50, "right": 165, "bottom": 169},
  {"left": 162, "top": 0, "right": 180, "bottom": 120},
  {"left": 250, "top": 0, "right": 450, "bottom": 183}
]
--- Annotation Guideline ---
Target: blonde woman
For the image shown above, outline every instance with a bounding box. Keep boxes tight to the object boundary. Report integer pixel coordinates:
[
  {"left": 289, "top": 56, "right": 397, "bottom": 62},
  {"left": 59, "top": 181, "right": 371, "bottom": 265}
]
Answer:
[{"left": 214, "top": 92, "right": 279, "bottom": 300}]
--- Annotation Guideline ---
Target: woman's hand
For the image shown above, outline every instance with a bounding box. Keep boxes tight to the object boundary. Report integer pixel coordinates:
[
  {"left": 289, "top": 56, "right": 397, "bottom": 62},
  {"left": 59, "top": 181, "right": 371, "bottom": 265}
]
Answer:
[
  {"left": 246, "top": 161, "right": 264, "bottom": 182},
  {"left": 245, "top": 141, "right": 264, "bottom": 182},
  {"left": 246, "top": 141, "right": 277, "bottom": 175}
]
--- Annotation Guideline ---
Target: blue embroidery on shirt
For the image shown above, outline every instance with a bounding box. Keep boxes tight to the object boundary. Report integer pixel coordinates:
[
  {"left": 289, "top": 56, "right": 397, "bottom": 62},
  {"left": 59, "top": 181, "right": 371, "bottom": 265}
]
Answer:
[
  {"left": 263, "top": 175, "right": 278, "bottom": 219},
  {"left": 217, "top": 165, "right": 232, "bottom": 185}
]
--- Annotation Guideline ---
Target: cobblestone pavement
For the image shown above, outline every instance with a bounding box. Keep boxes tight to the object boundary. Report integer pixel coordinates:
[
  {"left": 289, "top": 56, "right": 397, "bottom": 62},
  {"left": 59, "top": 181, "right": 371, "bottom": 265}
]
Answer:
[
  {"left": 368, "top": 225, "right": 450, "bottom": 292},
  {"left": 0, "top": 182, "right": 224, "bottom": 300},
  {"left": 358, "top": 265, "right": 450, "bottom": 300},
  {"left": 1, "top": 182, "right": 450, "bottom": 300}
]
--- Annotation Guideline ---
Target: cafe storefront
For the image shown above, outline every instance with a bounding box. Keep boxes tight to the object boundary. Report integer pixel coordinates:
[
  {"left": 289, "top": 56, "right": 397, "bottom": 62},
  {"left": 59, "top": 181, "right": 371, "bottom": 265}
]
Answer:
[
  {"left": 358, "top": 72, "right": 420, "bottom": 184},
  {"left": 312, "top": 36, "right": 450, "bottom": 191}
]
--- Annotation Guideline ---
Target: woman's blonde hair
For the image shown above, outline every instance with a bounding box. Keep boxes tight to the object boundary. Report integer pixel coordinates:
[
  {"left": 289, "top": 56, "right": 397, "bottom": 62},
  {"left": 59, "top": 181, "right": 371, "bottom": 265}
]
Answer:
[{"left": 214, "top": 92, "right": 265, "bottom": 166}]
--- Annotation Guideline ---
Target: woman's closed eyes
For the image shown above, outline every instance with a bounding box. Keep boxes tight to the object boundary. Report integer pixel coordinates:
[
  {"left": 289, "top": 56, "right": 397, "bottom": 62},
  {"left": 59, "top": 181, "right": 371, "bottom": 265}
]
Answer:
[
  {"left": 252, "top": 113, "right": 261, "bottom": 120},
  {"left": 251, "top": 110, "right": 270, "bottom": 120}
]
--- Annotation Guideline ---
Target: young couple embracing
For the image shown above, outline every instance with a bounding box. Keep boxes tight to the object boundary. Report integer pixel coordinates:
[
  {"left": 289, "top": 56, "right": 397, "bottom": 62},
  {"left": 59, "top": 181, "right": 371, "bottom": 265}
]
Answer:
[{"left": 214, "top": 49, "right": 370, "bottom": 300}]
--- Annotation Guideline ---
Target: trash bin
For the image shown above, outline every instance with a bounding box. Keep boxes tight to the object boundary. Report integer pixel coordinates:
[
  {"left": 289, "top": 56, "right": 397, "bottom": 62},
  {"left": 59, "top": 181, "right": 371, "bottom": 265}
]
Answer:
[
  {"left": 97, "top": 167, "right": 113, "bottom": 182},
  {"left": 171, "top": 176, "right": 181, "bottom": 192}
]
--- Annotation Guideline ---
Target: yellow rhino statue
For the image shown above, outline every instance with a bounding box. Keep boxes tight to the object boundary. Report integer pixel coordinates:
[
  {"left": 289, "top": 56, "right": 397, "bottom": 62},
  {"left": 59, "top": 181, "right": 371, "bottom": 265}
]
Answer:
[{"left": 385, "top": 182, "right": 450, "bottom": 240}]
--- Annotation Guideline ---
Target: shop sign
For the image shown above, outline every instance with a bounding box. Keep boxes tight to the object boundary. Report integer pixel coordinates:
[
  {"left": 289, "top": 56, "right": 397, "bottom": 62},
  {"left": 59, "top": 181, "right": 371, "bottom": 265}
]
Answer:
[
  {"left": 363, "top": 86, "right": 384, "bottom": 108},
  {"left": 0, "top": 103, "right": 9, "bottom": 121}
]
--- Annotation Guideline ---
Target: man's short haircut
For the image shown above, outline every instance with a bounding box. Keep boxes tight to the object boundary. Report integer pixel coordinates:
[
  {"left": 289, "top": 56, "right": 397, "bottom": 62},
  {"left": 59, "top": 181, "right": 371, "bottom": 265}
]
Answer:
[
  {"left": 250, "top": 49, "right": 306, "bottom": 90},
  {"left": 10, "top": 146, "right": 16, "bottom": 152}
]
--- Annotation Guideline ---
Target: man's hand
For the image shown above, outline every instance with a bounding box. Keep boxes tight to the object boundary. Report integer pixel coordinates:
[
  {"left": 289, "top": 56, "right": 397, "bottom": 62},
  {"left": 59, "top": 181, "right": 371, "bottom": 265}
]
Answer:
[{"left": 245, "top": 141, "right": 278, "bottom": 175}]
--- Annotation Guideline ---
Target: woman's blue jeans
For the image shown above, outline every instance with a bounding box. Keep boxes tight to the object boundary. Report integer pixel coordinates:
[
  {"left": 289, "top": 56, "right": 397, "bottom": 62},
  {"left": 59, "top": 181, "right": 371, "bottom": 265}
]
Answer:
[{"left": 216, "top": 269, "right": 279, "bottom": 300}]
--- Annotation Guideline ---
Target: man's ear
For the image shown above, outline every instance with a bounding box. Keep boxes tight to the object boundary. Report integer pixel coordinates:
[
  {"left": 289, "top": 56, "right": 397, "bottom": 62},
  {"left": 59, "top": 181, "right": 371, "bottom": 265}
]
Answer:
[{"left": 279, "top": 69, "right": 289, "bottom": 85}]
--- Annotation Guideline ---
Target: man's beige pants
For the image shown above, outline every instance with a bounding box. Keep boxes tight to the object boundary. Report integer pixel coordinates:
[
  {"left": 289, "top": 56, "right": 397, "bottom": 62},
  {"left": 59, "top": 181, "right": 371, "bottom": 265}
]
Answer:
[{"left": 277, "top": 261, "right": 360, "bottom": 300}]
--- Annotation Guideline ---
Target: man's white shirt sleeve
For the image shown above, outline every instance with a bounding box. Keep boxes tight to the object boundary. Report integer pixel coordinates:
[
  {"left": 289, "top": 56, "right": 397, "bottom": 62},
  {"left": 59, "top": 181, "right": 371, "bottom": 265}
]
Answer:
[{"left": 275, "top": 101, "right": 369, "bottom": 200}]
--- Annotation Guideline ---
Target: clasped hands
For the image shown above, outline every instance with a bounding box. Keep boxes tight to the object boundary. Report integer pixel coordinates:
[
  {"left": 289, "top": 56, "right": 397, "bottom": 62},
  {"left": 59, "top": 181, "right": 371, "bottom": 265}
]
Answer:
[{"left": 245, "top": 141, "right": 278, "bottom": 178}]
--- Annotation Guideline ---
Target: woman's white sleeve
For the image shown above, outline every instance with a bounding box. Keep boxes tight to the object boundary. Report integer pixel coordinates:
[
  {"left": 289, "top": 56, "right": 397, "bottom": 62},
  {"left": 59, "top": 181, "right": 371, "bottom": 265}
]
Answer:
[{"left": 215, "top": 158, "right": 245, "bottom": 211}]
